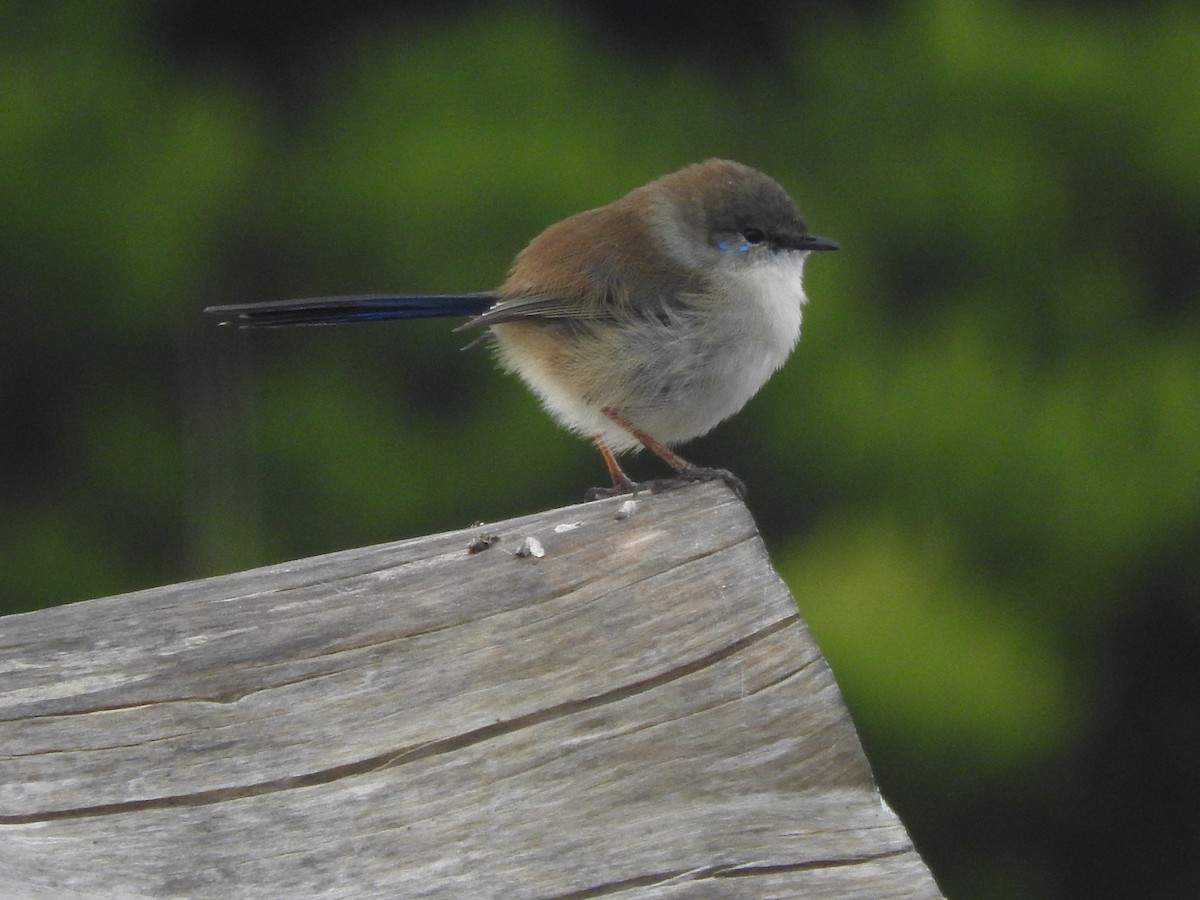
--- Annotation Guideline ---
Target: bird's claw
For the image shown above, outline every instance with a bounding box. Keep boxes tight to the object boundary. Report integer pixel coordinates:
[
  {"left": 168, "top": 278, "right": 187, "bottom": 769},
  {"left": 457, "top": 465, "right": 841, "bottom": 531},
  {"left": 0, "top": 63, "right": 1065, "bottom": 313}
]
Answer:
[{"left": 585, "top": 466, "right": 745, "bottom": 501}]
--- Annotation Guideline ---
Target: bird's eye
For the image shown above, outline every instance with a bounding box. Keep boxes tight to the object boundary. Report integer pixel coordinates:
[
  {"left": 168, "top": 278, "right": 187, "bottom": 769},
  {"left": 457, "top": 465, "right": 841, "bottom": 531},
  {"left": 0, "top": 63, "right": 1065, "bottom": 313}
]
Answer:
[{"left": 741, "top": 228, "right": 765, "bottom": 244}]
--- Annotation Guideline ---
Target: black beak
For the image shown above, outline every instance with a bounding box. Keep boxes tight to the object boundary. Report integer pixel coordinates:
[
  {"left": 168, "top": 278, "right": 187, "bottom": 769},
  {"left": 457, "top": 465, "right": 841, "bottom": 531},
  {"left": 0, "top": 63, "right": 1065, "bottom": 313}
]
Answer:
[{"left": 801, "top": 234, "right": 840, "bottom": 252}]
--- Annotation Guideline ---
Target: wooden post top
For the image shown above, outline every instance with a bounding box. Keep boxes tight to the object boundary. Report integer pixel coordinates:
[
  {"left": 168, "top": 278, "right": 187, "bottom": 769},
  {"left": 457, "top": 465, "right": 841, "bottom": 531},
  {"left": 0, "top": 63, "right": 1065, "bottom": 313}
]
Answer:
[{"left": 0, "top": 482, "right": 941, "bottom": 898}]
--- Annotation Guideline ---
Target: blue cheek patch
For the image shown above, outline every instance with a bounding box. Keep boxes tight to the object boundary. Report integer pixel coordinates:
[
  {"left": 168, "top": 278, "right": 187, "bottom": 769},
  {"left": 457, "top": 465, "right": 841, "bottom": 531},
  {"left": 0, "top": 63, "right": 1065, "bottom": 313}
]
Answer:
[{"left": 717, "top": 240, "right": 752, "bottom": 253}]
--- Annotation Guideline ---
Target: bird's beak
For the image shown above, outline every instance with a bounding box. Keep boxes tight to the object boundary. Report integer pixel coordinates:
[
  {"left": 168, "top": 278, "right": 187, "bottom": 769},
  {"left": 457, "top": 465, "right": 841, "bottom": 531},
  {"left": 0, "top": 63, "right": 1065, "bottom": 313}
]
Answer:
[{"left": 801, "top": 234, "right": 840, "bottom": 252}]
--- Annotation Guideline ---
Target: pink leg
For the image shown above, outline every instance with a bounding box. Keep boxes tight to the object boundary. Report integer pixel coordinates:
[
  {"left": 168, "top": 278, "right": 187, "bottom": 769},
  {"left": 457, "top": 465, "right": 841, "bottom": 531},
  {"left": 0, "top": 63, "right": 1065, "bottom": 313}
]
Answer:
[
  {"left": 594, "top": 409, "right": 747, "bottom": 498},
  {"left": 593, "top": 434, "right": 638, "bottom": 493}
]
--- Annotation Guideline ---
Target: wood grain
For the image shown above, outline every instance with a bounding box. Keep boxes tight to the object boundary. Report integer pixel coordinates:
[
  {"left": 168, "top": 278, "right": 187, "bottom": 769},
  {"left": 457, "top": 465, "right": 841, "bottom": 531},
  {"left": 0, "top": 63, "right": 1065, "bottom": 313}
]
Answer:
[{"left": 0, "top": 482, "right": 941, "bottom": 898}]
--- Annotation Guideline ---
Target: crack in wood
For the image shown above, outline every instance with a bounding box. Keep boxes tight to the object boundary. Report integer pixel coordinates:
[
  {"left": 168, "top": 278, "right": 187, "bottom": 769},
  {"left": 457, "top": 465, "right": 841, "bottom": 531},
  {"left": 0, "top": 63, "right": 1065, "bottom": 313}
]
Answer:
[
  {"left": 707, "top": 846, "right": 915, "bottom": 877},
  {"left": 4, "top": 530, "right": 761, "bottom": 727},
  {"left": 549, "top": 847, "right": 916, "bottom": 897},
  {"left": 0, "top": 615, "right": 800, "bottom": 825},
  {"left": 550, "top": 868, "right": 700, "bottom": 898},
  {"left": 8, "top": 663, "right": 358, "bottom": 723}
]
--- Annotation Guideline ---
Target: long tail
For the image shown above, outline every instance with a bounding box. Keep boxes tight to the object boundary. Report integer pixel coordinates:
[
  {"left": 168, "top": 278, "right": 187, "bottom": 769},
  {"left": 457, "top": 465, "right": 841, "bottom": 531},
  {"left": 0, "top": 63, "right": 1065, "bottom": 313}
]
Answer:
[{"left": 204, "top": 294, "right": 496, "bottom": 327}]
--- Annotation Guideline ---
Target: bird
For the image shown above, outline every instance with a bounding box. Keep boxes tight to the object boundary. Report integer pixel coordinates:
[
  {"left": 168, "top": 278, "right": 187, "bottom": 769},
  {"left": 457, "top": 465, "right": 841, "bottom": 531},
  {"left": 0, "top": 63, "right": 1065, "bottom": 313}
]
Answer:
[{"left": 206, "top": 159, "right": 838, "bottom": 498}]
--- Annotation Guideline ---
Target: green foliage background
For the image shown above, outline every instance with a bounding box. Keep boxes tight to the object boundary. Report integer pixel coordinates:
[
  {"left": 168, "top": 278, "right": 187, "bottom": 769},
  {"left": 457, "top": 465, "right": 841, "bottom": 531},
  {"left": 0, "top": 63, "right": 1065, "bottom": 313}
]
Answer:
[{"left": 3, "top": 2, "right": 1198, "bottom": 896}]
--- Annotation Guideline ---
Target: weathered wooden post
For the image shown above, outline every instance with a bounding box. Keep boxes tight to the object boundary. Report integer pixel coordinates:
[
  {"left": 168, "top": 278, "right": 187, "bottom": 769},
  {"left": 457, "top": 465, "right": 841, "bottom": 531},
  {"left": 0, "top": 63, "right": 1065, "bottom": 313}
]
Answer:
[{"left": 0, "top": 483, "right": 941, "bottom": 898}]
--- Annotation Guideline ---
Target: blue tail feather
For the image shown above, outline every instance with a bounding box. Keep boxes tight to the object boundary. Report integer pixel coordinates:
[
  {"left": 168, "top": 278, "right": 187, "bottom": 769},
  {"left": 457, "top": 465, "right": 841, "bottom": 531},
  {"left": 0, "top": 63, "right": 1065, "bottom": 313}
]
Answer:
[{"left": 204, "top": 294, "right": 495, "bottom": 327}]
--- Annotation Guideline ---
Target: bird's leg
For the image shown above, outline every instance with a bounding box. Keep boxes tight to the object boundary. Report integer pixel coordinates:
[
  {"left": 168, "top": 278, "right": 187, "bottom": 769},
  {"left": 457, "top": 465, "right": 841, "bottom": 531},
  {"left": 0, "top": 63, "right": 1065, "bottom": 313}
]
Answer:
[
  {"left": 584, "top": 435, "right": 641, "bottom": 500},
  {"left": 597, "top": 409, "right": 747, "bottom": 498}
]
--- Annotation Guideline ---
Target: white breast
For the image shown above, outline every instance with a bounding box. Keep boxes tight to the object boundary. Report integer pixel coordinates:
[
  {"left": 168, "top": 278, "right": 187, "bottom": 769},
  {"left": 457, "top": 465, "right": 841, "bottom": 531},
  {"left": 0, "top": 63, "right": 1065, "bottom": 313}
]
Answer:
[
  {"left": 610, "top": 252, "right": 810, "bottom": 447},
  {"left": 492, "top": 253, "right": 811, "bottom": 453}
]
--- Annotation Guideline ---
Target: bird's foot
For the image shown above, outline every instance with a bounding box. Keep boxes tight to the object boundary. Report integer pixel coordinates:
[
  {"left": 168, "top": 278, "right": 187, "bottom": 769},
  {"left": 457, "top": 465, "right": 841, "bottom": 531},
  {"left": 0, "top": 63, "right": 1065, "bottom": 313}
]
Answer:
[
  {"left": 584, "top": 477, "right": 645, "bottom": 501},
  {"left": 584, "top": 466, "right": 745, "bottom": 501},
  {"left": 660, "top": 465, "right": 746, "bottom": 498}
]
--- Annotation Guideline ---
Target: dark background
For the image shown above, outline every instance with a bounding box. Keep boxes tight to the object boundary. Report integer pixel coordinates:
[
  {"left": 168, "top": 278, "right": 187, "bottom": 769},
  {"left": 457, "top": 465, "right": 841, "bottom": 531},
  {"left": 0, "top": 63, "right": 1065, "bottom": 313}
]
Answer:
[{"left": 3, "top": 2, "right": 1198, "bottom": 896}]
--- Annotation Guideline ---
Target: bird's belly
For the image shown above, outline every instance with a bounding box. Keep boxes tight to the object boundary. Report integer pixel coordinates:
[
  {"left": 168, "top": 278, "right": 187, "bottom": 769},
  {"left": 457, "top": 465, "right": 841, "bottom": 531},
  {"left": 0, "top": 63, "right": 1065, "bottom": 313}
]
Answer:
[
  {"left": 491, "top": 261, "right": 807, "bottom": 451},
  {"left": 494, "top": 312, "right": 797, "bottom": 451},
  {"left": 614, "top": 311, "right": 797, "bottom": 445}
]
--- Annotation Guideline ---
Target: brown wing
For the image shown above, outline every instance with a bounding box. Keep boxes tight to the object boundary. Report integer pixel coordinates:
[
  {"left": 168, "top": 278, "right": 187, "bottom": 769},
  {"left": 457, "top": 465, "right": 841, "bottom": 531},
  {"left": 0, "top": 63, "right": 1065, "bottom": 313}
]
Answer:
[{"left": 461, "top": 192, "right": 699, "bottom": 330}]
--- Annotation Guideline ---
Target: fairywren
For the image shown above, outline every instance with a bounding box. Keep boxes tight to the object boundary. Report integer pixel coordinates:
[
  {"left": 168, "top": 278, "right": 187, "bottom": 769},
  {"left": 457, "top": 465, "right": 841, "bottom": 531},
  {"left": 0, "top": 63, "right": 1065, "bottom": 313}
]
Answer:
[{"left": 206, "top": 159, "right": 838, "bottom": 497}]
